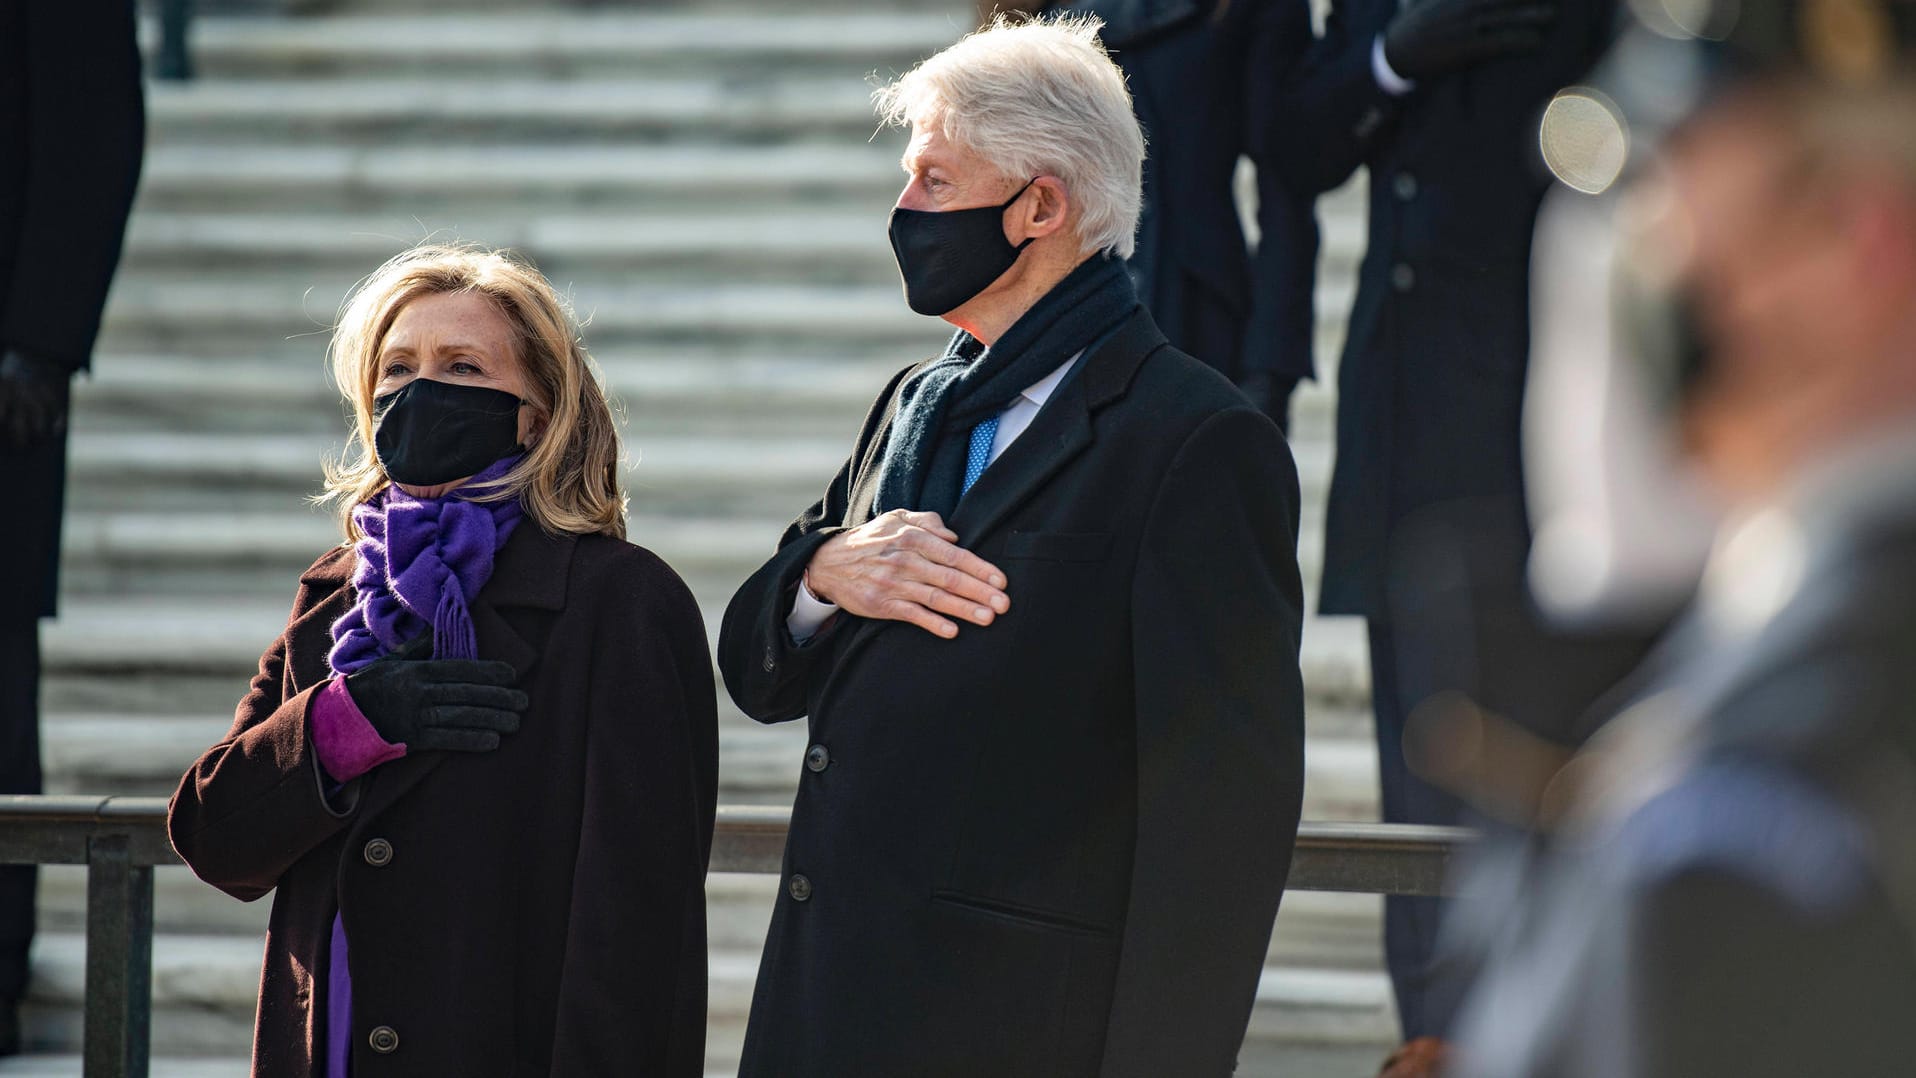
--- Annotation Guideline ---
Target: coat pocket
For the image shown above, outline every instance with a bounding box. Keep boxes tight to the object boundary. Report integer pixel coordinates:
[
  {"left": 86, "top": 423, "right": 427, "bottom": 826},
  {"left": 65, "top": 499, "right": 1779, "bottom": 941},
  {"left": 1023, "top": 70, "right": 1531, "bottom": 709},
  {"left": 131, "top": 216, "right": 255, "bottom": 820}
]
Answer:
[
  {"left": 1002, "top": 531, "right": 1114, "bottom": 563},
  {"left": 931, "top": 889, "right": 1117, "bottom": 938}
]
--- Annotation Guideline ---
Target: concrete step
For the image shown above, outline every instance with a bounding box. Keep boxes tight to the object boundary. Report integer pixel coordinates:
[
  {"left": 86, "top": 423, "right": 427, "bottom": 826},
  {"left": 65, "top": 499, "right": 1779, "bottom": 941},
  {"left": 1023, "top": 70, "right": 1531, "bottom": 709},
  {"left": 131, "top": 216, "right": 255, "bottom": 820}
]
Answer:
[
  {"left": 149, "top": 12, "right": 971, "bottom": 80},
  {"left": 145, "top": 76, "right": 886, "bottom": 147},
  {"left": 94, "top": 278, "right": 949, "bottom": 358},
  {"left": 53, "top": 495, "right": 1334, "bottom": 607},
  {"left": 58, "top": 428, "right": 1339, "bottom": 522},
  {"left": 17, "top": 931, "right": 1395, "bottom": 1068},
  {"left": 38, "top": 599, "right": 1372, "bottom": 720},
  {"left": 35, "top": 710, "right": 816, "bottom": 800},
  {"left": 35, "top": 701, "right": 1379, "bottom": 816},
  {"left": 134, "top": 142, "right": 911, "bottom": 215},
  {"left": 64, "top": 347, "right": 1343, "bottom": 441},
  {"left": 115, "top": 209, "right": 1369, "bottom": 286},
  {"left": 0, "top": 1059, "right": 249, "bottom": 1078},
  {"left": 92, "top": 274, "right": 1359, "bottom": 358},
  {"left": 118, "top": 210, "right": 907, "bottom": 285},
  {"left": 36, "top": 859, "right": 1379, "bottom": 975},
  {"left": 38, "top": 587, "right": 1372, "bottom": 703}
]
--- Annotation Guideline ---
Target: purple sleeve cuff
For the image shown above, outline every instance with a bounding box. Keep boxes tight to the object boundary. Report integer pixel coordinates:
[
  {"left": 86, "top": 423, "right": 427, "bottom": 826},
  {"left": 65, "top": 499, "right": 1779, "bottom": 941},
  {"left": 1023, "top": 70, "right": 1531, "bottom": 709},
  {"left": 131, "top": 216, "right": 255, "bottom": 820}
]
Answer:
[{"left": 311, "top": 676, "right": 406, "bottom": 783}]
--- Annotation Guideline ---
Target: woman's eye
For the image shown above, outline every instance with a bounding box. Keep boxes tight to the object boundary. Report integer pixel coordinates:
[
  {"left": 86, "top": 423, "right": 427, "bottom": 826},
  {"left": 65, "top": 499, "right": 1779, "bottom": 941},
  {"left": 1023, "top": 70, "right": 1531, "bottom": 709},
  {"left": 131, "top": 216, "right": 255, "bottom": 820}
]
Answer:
[
  {"left": 381, "top": 361, "right": 411, "bottom": 377},
  {"left": 451, "top": 360, "right": 482, "bottom": 376}
]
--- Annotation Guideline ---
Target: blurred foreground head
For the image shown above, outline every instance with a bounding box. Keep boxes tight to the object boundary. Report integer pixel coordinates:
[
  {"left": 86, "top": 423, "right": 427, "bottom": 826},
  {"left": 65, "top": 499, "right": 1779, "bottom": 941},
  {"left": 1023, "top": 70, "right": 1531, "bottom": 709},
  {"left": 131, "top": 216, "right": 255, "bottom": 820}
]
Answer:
[{"left": 1526, "top": 0, "right": 1916, "bottom": 625}]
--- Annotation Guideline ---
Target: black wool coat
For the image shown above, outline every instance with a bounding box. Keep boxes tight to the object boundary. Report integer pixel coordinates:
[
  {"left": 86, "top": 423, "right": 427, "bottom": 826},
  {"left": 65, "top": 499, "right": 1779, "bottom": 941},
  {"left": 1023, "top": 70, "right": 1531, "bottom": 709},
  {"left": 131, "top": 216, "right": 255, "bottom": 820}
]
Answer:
[
  {"left": 1073, "top": 0, "right": 1322, "bottom": 386},
  {"left": 0, "top": 0, "right": 143, "bottom": 618},
  {"left": 719, "top": 309, "right": 1308, "bottom": 1077},
  {"left": 168, "top": 525, "right": 718, "bottom": 1078},
  {"left": 1261, "top": 0, "right": 1617, "bottom": 617}
]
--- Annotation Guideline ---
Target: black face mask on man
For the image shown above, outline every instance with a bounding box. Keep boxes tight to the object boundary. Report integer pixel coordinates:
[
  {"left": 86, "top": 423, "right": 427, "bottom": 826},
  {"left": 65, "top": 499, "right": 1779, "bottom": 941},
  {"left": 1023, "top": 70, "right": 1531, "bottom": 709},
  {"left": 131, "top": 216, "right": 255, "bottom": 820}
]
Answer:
[
  {"left": 373, "top": 377, "right": 527, "bottom": 487},
  {"left": 888, "top": 178, "right": 1039, "bottom": 316}
]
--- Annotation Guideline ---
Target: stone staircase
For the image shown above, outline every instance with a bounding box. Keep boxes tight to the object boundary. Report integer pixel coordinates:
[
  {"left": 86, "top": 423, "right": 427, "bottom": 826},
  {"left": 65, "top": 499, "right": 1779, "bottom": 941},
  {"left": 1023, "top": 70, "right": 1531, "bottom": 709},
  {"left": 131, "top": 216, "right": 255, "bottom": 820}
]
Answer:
[{"left": 8, "top": 6, "right": 1380, "bottom": 1076}]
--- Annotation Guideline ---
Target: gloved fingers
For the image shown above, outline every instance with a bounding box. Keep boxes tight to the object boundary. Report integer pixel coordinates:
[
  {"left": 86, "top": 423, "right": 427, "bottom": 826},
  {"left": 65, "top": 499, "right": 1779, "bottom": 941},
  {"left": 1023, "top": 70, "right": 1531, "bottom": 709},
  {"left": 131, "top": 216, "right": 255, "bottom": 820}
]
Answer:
[
  {"left": 421, "top": 682, "right": 529, "bottom": 711},
  {"left": 1472, "top": 26, "right": 1549, "bottom": 53},
  {"left": 389, "top": 634, "right": 436, "bottom": 662},
  {"left": 410, "top": 727, "right": 503, "bottom": 753},
  {"left": 423, "top": 705, "right": 522, "bottom": 734},
  {"left": 1475, "top": 3, "right": 1557, "bottom": 31},
  {"left": 415, "top": 658, "right": 520, "bottom": 686}
]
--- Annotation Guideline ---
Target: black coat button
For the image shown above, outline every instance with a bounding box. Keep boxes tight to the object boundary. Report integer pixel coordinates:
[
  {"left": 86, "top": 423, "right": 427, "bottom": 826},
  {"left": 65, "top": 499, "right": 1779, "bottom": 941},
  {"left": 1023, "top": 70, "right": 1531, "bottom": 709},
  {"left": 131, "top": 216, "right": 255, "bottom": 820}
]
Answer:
[
  {"left": 369, "top": 1025, "right": 399, "bottom": 1054},
  {"left": 363, "top": 839, "right": 393, "bottom": 867},
  {"left": 789, "top": 873, "right": 813, "bottom": 902},
  {"left": 1391, "top": 263, "right": 1416, "bottom": 292},
  {"left": 1393, "top": 172, "right": 1418, "bottom": 200},
  {"left": 805, "top": 744, "right": 830, "bottom": 773}
]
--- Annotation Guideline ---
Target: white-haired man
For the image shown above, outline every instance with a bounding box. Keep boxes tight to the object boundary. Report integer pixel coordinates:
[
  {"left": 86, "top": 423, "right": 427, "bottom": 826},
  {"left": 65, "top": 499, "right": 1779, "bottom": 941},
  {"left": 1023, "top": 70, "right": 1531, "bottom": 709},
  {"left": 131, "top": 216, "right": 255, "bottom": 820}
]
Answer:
[{"left": 719, "top": 17, "right": 1306, "bottom": 1076}]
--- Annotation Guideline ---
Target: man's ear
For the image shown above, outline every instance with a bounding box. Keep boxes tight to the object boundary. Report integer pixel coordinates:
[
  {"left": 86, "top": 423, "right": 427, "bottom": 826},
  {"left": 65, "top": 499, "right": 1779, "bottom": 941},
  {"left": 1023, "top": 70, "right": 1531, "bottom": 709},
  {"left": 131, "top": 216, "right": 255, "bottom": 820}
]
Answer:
[{"left": 1023, "top": 176, "right": 1070, "bottom": 240}]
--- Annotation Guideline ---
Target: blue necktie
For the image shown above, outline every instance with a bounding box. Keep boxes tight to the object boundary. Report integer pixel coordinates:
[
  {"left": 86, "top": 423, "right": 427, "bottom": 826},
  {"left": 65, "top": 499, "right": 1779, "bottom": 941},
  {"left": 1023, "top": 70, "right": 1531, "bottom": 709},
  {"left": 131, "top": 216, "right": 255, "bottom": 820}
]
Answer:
[{"left": 962, "top": 415, "right": 1000, "bottom": 496}]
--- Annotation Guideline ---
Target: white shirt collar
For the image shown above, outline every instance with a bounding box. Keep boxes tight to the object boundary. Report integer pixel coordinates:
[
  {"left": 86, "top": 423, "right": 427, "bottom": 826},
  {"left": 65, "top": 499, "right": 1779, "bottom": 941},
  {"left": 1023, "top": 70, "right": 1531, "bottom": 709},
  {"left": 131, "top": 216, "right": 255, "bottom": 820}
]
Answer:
[{"left": 1017, "top": 350, "right": 1082, "bottom": 410}]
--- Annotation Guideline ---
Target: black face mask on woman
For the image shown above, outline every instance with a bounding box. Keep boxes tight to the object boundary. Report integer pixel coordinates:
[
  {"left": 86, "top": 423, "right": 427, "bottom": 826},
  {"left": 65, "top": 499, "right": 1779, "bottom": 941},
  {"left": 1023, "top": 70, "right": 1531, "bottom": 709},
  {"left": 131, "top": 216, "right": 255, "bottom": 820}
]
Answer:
[
  {"left": 373, "top": 377, "right": 526, "bottom": 487},
  {"left": 888, "top": 178, "right": 1038, "bottom": 316}
]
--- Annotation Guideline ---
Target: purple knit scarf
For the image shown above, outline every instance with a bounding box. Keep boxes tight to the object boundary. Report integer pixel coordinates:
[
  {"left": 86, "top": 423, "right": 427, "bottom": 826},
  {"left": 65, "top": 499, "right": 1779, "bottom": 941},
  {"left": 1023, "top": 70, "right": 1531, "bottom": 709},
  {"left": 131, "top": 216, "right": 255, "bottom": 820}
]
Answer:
[{"left": 327, "top": 456, "right": 526, "bottom": 675}]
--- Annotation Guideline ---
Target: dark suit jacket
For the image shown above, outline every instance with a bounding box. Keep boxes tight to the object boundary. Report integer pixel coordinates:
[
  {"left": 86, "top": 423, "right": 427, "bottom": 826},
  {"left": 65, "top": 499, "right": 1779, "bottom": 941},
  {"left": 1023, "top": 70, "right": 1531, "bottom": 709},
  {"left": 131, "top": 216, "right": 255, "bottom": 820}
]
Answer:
[
  {"left": 168, "top": 526, "right": 718, "bottom": 1078},
  {"left": 1062, "top": 0, "right": 1321, "bottom": 385},
  {"left": 719, "top": 309, "right": 1308, "bottom": 1077},
  {"left": 1451, "top": 488, "right": 1916, "bottom": 1077},
  {"left": 1263, "top": 0, "right": 1616, "bottom": 616},
  {"left": 0, "top": 0, "right": 144, "bottom": 618}
]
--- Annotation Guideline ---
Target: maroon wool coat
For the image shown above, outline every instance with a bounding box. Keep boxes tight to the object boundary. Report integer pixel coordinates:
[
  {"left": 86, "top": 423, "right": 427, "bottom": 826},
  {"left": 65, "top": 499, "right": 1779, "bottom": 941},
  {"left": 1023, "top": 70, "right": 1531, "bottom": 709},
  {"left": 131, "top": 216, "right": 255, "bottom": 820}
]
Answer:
[{"left": 167, "top": 524, "right": 718, "bottom": 1078}]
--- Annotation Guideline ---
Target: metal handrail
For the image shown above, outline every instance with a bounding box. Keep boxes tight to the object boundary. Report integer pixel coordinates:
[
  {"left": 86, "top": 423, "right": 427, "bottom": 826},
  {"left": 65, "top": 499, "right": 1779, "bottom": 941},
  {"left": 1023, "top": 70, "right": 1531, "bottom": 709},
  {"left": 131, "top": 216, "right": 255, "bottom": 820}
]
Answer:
[{"left": 0, "top": 795, "right": 1473, "bottom": 1077}]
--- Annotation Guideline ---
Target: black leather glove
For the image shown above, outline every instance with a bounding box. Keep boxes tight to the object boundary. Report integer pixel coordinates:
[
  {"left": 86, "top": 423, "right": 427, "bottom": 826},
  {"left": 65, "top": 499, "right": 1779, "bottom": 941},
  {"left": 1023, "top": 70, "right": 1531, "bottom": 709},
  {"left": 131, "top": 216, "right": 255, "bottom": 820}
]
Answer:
[
  {"left": 0, "top": 348, "right": 74, "bottom": 450},
  {"left": 344, "top": 635, "right": 528, "bottom": 753},
  {"left": 1238, "top": 372, "right": 1302, "bottom": 436},
  {"left": 1382, "top": 0, "right": 1557, "bottom": 83}
]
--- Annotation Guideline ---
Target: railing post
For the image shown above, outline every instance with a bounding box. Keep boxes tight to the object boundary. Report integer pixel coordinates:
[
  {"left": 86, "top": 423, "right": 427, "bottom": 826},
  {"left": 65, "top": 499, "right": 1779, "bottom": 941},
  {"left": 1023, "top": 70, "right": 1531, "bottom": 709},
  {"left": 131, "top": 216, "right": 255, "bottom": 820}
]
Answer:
[
  {"left": 156, "top": 0, "right": 194, "bottom": 82},
  {"left": 83, "top": 833, "right": 154, "bottom": 1078}
]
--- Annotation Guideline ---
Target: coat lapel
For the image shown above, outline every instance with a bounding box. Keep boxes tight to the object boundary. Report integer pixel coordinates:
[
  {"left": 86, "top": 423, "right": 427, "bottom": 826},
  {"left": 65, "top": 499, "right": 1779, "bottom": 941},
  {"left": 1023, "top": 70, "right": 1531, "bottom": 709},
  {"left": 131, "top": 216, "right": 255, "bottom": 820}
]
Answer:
[
  {"left": 947, "top": 307, "right": 1167, "bottom": 547},
  {"left": 286, "top": 547, "right": 357, "bottom": 693},
  {"left": 828, "top": 309, "right": 1168, "bottom": 671},
  {"left": 353, "top": 523, "right": 576, "bottom": 822}
]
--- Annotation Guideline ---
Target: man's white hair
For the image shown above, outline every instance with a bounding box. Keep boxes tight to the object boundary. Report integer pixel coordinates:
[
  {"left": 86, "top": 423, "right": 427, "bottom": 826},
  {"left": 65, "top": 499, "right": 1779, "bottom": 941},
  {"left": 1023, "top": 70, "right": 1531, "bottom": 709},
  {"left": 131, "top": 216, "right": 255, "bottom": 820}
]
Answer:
[{"left": 875, "top": 15, "right": 1145, "bottom": 259}]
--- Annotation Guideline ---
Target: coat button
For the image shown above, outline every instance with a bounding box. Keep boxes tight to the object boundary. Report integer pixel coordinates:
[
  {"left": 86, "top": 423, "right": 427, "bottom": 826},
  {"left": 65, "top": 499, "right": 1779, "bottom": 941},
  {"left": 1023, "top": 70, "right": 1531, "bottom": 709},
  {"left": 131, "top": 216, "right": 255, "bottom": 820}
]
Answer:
[
  {"left": 1393, "top": 172, "right": 1418, "bottom": 200},
  {"left": 789, "top": 873, "right": 813, "bottom": 902},
  {"left": 805, "top": 744, "right": 830, "bottom": 773},
  {"left": 363, "top": 839, "right": 393, "bottom": 867},
  {"left": 368, "top": 1025, "right": 399, "bottom": 1054},
  {"left": 1391, "top": 263, "right": 1416, "bottom": 292}
]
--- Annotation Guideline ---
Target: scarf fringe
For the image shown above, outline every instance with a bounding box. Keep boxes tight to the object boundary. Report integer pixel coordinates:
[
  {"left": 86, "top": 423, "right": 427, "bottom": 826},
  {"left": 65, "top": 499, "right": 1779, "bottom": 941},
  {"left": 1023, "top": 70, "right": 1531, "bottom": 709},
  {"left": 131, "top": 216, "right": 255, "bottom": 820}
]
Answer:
[{"left": 433, "top": 586, "right": 479, "bottom": 661}]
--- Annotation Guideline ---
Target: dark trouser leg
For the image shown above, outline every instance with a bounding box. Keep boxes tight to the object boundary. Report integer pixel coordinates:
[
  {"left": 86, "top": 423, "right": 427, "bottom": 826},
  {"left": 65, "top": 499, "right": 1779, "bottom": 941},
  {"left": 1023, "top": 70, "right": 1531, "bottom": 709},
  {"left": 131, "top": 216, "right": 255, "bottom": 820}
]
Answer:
[
  {"left": 0, "top": 617, "right": 41, "bottom": 1004},
  {"left": 1369, "top": 619, "right": 1467, "bottom": 1040}
]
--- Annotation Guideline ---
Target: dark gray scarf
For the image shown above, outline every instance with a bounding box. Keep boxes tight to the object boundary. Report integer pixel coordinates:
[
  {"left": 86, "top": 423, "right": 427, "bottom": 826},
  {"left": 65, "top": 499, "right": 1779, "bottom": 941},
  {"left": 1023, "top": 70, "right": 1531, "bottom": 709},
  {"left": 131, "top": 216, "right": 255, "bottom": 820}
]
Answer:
[{"left": 873, "top": 255, "right": 1139, "bottom": 518}]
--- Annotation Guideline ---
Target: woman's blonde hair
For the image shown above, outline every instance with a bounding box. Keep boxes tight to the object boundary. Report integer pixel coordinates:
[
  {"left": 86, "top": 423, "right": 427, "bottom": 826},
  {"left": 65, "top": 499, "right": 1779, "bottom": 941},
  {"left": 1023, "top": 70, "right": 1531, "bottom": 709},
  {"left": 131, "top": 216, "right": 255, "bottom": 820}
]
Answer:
[{"left": 318, "top": 243, "right": 627, "bottom": 541}]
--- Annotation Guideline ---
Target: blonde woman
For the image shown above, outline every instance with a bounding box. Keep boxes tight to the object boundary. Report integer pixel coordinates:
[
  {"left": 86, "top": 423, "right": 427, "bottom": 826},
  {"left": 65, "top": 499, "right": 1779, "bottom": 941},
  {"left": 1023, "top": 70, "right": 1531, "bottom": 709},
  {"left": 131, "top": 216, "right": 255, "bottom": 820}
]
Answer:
[{"left": 168, "top": 245, "right": 716, "bottom": 1077}]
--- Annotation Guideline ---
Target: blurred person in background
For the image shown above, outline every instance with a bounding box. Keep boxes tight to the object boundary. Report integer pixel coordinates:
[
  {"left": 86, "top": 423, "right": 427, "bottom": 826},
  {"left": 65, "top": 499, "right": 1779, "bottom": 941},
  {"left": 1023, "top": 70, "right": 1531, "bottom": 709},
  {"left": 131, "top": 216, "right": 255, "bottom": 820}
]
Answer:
[
  {"left": 168, "top": 246, "right": 717, "bottom": 1077},
  {"left": 1260, "top": 0, "right": 1648, "bottom": 1052},
  {"left": 980, "top": 0, "right": 1323, "bottom": 431},
  {"left": 720, "top": 18, "right": 1305, "bottom": 1076},
  {"left": 1451, "top": 0, "right": 1916, "bottom": 1072},
  {"left": 0, "top": 0, "right": 144, "bottom": 1054}
]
